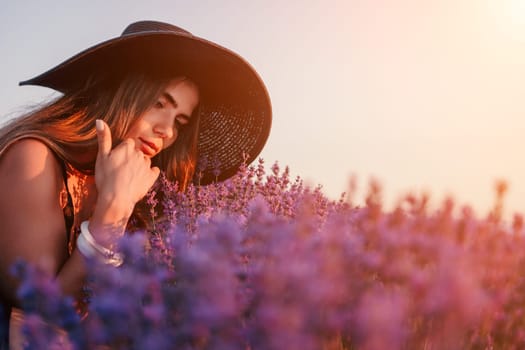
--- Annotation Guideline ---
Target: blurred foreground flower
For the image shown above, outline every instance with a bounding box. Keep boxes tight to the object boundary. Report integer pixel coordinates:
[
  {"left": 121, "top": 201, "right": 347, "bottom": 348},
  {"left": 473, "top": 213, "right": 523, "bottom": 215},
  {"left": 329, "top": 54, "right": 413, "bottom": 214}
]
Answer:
[{"left": 7, "top": 160, "right": 525, "bottom": 349}]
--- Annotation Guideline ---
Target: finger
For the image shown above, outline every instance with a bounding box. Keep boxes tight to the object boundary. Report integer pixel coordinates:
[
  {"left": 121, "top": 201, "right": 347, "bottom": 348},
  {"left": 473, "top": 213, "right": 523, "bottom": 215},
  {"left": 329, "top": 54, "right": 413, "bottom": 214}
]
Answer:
[
  {"left": 96, "top": 119, "right": 112, "bottom": 158},
  {"left": 148, "top": 166, "right": 161, "bottom": 186},
  {"left": 143, "top": 153, "right": 151, "bottom": 166},
  {"left": 120, "top": 138, "right": 136, "bottom": 155}
]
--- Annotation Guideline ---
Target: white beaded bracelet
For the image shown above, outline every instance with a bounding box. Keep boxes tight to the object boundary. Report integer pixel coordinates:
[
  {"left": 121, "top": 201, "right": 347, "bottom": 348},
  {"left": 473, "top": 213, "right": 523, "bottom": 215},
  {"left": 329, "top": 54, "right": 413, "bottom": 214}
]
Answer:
[{"left": 77, "top": 220, "right": 123, "bottom": 267}]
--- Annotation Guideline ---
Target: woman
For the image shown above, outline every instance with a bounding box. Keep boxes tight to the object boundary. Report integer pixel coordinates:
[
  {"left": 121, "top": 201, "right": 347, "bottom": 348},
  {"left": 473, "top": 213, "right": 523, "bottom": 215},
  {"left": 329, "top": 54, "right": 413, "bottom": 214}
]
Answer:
[{"left": 0, "top": 20, "right": 272, "bottom": 348}]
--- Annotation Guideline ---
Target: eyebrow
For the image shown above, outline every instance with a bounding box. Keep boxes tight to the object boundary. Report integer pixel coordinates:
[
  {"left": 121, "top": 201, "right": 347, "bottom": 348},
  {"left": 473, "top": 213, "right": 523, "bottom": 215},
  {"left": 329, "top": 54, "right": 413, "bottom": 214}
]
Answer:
[
  {"left": 162, "top": 92, "right": 177, "bottom": 109},
  {"left": 162, "top": 92, "right": 191, "bottom": 122}
]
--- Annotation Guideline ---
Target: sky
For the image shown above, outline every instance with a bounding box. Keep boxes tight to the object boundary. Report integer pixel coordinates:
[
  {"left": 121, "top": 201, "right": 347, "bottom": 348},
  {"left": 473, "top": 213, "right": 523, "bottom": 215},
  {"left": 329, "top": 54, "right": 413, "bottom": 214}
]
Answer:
[{"left": 2, "top": 0, "right": 525, "bottom": 219}]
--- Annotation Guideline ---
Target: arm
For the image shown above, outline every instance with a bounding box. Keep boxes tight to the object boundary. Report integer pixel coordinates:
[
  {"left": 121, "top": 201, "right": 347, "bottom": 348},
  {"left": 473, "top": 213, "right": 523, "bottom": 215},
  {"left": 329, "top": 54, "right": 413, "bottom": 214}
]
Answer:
[
  {"left": 0, "top": 139, "right": 86, "bottom": 305},
  {"left": 0, "top": 121, "right": 160, "bottom": 306}
]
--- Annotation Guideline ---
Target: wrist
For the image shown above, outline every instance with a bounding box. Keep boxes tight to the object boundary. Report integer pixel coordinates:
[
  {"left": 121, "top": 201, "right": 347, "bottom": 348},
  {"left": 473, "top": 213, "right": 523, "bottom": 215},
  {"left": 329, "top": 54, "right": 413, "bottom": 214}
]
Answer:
[
  {"left": 89, "top": 197, "right": 134, "bottom": 246},
  {"left": 93, "top": 194, "right": 134, "bottom": 223},
  {"left": 77, "top": 221, "right": 124, "bottom": 267}
]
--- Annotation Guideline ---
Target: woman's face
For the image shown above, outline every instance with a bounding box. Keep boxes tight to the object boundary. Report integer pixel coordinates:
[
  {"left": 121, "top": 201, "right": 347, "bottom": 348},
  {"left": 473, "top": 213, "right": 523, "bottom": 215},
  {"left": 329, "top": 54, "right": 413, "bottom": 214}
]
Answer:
[{"left": 126, "top": 77, "right": 199, "bottom": 157}]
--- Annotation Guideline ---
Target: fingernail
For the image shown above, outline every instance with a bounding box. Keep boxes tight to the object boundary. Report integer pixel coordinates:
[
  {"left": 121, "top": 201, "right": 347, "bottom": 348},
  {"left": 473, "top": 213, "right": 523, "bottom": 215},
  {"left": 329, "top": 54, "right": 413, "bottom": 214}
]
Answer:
[{"left": 96, "top": 119, "right": 104, "bottom": 132}]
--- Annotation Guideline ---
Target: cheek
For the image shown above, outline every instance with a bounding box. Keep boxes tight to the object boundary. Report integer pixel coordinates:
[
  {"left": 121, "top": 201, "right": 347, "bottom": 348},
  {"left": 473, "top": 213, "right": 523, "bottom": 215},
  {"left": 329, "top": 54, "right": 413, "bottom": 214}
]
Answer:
[
  {"left": 125, "top": 119, "right": 145, "bottom": 139},
  {"left": 163, "top": 130, "right": 178, "bottom": 150},
  {"left": 124, "top": 126, "right": 137, "bottom": 139}
]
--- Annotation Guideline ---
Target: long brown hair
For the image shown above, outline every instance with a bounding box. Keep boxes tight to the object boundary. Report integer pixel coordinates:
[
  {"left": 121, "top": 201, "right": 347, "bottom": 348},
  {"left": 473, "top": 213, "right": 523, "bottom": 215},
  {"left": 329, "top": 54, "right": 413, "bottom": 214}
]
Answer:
[{"left": 0, "top": 71, "right": 201, "bottom": 190}]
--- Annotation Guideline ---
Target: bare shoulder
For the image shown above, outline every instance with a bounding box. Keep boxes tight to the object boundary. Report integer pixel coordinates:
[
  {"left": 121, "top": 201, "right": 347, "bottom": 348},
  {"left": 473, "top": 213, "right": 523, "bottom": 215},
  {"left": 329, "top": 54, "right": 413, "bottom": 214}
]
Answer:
[
  {"left": 0, "top": 139, "right": 69, "bottom": 305},
  {"left": 0, "top": 138, "right": 62, "bottom": 181},
  {"left": 0, "top": 139, "right": 64, "bottom": 202}
]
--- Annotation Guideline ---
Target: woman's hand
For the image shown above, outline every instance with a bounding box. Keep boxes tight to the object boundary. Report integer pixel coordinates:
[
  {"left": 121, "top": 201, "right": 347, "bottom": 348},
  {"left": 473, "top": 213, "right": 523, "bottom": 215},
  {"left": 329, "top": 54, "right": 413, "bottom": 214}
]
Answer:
[
  {"left": 90, "top": 119, "right": 160, "bottom": 243},
  {"left": 95, "top": 119, "right": 160, "bottom": 207}
]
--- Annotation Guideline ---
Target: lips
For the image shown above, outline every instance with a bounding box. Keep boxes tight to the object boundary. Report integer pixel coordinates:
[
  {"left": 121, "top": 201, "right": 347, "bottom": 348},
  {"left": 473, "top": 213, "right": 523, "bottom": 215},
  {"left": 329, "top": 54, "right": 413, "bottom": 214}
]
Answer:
[{"left": 139, "top": 138, "right": 159, "bottom": 156}]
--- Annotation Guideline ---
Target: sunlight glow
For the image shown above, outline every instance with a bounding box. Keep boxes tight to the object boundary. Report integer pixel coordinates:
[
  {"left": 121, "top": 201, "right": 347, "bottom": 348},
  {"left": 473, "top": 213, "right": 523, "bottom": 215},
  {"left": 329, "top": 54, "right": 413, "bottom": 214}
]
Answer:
[{"left": 498, "top": 0, "right": 525, "bottom": 41}]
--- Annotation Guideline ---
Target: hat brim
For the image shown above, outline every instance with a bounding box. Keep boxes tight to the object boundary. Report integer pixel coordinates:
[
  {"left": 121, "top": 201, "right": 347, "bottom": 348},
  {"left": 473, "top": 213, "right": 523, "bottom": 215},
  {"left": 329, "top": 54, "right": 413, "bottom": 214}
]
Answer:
[{"left": 19, "top": 31, "right": 272, "bottom": 185}]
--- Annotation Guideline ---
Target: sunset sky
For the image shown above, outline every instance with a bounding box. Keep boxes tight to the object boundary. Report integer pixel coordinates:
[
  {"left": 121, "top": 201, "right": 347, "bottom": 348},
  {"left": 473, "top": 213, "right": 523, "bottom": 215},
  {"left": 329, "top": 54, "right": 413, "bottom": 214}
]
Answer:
[{"left": 2, "top": 0, "right": 525, "bottom": 219}]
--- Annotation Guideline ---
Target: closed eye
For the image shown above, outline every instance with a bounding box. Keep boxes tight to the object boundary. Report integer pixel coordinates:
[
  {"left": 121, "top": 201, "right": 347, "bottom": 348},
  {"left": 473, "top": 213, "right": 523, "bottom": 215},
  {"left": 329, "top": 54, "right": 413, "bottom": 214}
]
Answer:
[{"left": 175, "top": 115, "right": 190, "bottom": 128}]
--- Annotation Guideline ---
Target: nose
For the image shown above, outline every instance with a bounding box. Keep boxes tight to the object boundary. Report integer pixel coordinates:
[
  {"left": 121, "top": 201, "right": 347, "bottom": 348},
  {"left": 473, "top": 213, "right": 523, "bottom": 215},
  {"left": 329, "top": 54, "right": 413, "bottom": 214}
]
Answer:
[{"left": 153, "top": 122, "right": 175, "bottom": 140}]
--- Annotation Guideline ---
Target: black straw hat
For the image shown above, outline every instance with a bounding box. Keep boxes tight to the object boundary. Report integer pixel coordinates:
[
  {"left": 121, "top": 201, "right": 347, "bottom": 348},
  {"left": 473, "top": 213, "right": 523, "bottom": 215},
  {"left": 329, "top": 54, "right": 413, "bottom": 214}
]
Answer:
[{"left": 19, "top": 20, "right": 272, "bottom": 185}]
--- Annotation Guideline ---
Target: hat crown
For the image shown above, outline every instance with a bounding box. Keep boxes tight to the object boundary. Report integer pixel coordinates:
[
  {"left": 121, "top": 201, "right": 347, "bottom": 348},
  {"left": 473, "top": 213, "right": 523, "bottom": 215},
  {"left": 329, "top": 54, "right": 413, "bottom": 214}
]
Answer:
[{"left": 122, "top": 20, "right": 192, "bottom": 37}]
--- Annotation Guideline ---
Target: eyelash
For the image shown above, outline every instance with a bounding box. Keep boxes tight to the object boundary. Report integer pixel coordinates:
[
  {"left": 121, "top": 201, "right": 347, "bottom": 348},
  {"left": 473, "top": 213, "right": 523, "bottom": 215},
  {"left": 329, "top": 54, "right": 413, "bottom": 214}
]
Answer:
[
  {"left": 175, "top": 116, "right": 187, "bottom": 129},
  {"left": 154, "top": 100, "right": 189, "bottom": 128}
]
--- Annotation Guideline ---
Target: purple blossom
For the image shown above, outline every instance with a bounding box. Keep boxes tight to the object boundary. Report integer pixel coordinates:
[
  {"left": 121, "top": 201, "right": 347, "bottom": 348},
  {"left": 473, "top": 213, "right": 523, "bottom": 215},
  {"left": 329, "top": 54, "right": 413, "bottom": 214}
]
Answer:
[{"left": 8, "top": 160, "right": 525, "bottom": 348}]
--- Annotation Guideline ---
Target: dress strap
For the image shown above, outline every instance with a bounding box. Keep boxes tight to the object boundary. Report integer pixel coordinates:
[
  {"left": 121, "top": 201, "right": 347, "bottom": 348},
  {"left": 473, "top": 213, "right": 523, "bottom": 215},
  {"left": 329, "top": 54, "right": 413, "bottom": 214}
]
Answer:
[{"left": 59, "top": 161, "right": 75, "bottom": 252}]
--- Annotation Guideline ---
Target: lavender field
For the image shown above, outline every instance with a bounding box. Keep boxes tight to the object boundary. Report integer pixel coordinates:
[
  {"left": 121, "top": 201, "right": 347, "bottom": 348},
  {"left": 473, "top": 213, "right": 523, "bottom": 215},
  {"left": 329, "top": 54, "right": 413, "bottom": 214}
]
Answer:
[{"left": 7, "top": 160, "right": 525, "bottom": 349}]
